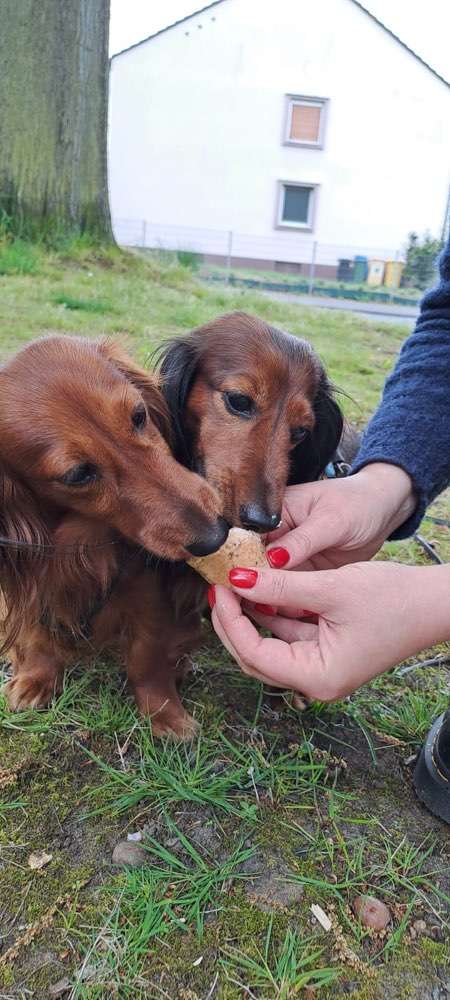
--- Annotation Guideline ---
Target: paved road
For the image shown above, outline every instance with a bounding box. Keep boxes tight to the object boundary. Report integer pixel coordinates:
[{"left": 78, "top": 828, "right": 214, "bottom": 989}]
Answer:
[{"left": 263, "top": 291, "right": 419, "bottom": 327}]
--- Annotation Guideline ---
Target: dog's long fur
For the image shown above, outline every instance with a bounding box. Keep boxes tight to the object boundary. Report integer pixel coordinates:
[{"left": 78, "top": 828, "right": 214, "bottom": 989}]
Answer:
[
  {"left": 158, "top": 312, "right": 344, "bottom": 524},
  {"left": 0, "top": 335, "right": 224, "bottom": 736},
  {"left": 135, "top": 311, "right": 346, "bottom": 733}
]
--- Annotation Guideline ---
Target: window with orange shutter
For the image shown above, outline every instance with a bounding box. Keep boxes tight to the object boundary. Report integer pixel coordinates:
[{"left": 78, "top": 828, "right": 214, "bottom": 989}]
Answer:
[{"left": 284, "top": 96, "right": 328, "bottom": 148}]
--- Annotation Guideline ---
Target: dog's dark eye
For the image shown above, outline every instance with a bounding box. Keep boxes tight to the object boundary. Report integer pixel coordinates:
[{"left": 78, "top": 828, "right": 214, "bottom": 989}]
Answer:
[
  {"left": 131, "top": 403, "right": 147, "bottom": 430},
  {"left": 291, "top": 426, "right": 309, "bottom": 445},
  {"left": 223, "top": 391, "right": 255, "bottom": 418},
  {"left": 61, "top": 463, "right": 98, "bottom": 487}
]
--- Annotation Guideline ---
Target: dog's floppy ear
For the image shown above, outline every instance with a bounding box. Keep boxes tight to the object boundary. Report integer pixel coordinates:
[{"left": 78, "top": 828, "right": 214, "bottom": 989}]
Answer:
[
  {"left": 157, "top": 337, "right": 200, "bottom": 465},
  {"left": 97, "top": 339, "right": 171, "bottom": 442},
  {"left": 0, "top": 466, "right": 49, "bottom": 653},
  {"left": 289, "top": 380, "right": 344, "bottom": 484}
]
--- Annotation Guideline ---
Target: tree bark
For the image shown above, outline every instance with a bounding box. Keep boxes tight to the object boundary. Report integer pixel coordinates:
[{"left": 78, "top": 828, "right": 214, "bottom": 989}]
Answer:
[{"left": 0, "top": 0, "right": 113, "bottom": 240}]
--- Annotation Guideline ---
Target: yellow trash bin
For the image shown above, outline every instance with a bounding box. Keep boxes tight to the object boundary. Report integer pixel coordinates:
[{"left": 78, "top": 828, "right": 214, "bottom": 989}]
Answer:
[
  {"left": 384, "top": 260, "right": 404, "bottom": 289},
  {"left": 367, "top": 259, "right": 385, "bottom": 287}
]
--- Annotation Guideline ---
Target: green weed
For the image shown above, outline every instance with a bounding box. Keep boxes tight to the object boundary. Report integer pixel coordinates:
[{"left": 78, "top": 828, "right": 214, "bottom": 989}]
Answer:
[
  {"left": 0, "top": 237, "right": 39, "bottom": 275},
  {"left": 68, "top": 822, "right": 254, "bottom": 997},
  {"left": 221, "top": 915, "right": 338, "bottom": 996},
  {"left": 52, "top": 293, "right": 114, "bottom": 313}
]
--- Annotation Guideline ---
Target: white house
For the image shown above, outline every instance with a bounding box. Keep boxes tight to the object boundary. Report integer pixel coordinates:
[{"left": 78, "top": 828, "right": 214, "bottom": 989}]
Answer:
[{"left": 109, "top": 0, "right": 450, "bottom": 277}]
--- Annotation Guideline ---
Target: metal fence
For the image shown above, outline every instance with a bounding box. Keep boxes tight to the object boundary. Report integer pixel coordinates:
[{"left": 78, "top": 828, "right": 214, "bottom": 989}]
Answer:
[{"left": 112, "top": 217, "right": 405, "bottom": 291}]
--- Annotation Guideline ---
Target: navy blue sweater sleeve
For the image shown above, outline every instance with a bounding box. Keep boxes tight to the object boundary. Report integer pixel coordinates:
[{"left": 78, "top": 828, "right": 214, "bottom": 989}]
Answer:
[{"left": 352, "top": 237, "right": 450, "bottom": 538}]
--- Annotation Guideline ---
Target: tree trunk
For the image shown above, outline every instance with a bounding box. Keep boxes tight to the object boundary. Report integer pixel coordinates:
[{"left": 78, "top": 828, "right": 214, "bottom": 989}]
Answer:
[{"left": 0, "top": 0, "right": 113, "bottom": 240}]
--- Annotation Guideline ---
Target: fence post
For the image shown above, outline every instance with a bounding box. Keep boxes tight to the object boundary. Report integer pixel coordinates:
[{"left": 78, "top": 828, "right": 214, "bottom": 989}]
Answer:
[
  {"left": 308, "top": 240, "right": 318, "bottom": 295},
  {"left": 141, "top": 219, "right": 147, "bottom": 248},
  {"left": 226, "top": 230, "right": 233, "bottom": 284}
]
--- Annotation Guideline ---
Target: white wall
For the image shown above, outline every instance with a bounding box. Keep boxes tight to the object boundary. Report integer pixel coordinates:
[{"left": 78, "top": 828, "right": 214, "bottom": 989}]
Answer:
[{"left": 109, "top": 0, "right": 450, "bottom": 258}]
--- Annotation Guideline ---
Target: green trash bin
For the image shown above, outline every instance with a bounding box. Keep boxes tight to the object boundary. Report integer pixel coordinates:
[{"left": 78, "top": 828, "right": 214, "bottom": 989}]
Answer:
[{"left": 353, "top": 255, "right": 368, "bottom": 283}]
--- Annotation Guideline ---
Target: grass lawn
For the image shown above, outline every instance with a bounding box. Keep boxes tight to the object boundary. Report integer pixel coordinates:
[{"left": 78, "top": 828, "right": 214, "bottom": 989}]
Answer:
[{"left": 0, "top": 246, "right": 449, "bottom": 999}]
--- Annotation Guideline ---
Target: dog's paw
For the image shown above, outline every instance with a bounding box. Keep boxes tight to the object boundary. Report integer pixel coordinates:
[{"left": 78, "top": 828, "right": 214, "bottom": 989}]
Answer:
[
  {"left": 291, "top": 692, "right": 310, "bottom": 712},
  {"left": 133, "top": 683, "right": 199, "bottom": 740},
  {"left": 4, "top": 672, "right": 59, "bottom": 711},
  {"left": 151, "top": 710, "right": 199, "bottom": 742}
]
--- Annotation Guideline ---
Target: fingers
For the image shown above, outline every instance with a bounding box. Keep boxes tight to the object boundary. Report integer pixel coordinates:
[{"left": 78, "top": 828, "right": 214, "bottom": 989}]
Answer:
[
  {"left": 266, "top": 508, "right": 345, "bottom": 568},
  {"left": 248, "top": 609, "right": 318, "bottom": 643},
  {"left": 228, "top": 565, "right": 336, "bottom": 613},
  {"left": 211, "top": 586, "right": 322, "bottom": 691}
]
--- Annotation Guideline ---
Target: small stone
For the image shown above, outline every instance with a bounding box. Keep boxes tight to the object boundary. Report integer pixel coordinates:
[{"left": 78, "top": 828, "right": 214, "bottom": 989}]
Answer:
[
  {"left": 353, "top": 894, "right": 391, "bottom": 930},
  {"left": 164, "top": 836, "right": 179, "bottom": 848},
  {"left": 49, "top": 978, "right": 71, "bottom": 997},
  {"left": 413, "top": 919, "right": 427, "bottom": 934},
  {"left": 112, "top": 841, "right": 148, "bottom": 867},
  {"left": 409, "top": 926, "right": 417, "bottom": 939},
  {"left": 127, "top": 831, "right": 142, "bottom": 842}
]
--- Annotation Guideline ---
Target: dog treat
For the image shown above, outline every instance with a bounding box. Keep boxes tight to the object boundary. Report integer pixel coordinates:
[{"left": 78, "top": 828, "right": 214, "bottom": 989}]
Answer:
[{"left": 187, "top": 526, "right": 268, "bottom": 586}]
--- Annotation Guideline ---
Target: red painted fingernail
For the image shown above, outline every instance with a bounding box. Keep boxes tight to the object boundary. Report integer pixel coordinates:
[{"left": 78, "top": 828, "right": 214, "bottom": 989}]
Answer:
[
  {"left": 229, "top": 567, "right": 258, "bottom": 588},
  {"left": 254, "top": 603, "right": 277, "bottom": 615},
  {"left": 267, "top": 546, "right": 289, "bottom": 568},
  {"left": 207, "top": 585, "right": 216, "bottom": 609}
]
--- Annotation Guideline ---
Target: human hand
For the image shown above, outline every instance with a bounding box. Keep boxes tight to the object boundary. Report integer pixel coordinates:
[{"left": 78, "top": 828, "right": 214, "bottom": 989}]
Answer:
[
  {"left": 210, "top": 561, "right": 450, "bottom": 701},
  {"left": 265, "top": 463, "right": 416, "bottom": 571}
]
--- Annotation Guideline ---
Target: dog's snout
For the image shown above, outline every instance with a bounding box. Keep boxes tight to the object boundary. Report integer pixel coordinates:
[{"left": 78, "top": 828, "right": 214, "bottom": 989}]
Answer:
[
  {"left": 186, "top": 516, "right": 229, "bottom": 557},
  {"left": 239, "top": 504, "right": 281, "bottom": 534}
]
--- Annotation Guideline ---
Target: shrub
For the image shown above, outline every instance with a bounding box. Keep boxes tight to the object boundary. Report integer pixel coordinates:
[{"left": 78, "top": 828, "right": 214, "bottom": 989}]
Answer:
[
  {"left": 0, "top": 236, "right": 39, "bottom": 275},
  {"left": 402, "top": 231, "right": 443, "bottom": 290},
  {"left": 176, "top": 249, "right": 202, "bottom": 271}
]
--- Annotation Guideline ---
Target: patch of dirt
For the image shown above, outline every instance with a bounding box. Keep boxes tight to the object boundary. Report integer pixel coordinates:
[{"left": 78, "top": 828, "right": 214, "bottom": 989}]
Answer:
[{"left": 242, "top": 857, "right": 305, "bottom": 912}]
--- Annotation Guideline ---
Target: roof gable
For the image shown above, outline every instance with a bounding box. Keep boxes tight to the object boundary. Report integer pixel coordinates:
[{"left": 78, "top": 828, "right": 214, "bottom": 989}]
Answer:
[
  {"left": 111, "top": 0, "right": 449, "bottom": 89},
  {"left": 111, "top": 1, "right": 227, "bottom": 59}
]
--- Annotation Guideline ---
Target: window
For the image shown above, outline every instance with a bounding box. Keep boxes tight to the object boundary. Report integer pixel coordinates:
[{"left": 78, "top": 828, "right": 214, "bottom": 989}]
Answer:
[
  {"left": 277, "top": 182, "right": 317, "bottom": 230},
  {"left": 284, "top": 95, "right": 328, "bottom": 148}
]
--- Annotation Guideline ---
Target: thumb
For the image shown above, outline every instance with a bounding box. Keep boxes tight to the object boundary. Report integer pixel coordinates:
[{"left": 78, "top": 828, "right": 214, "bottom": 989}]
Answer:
[
  {"left": 228, "top": 565, "right": 337, "bottom": 613},
  {"left": 266, "top": 509, "right": 344, "bottom": 568}
]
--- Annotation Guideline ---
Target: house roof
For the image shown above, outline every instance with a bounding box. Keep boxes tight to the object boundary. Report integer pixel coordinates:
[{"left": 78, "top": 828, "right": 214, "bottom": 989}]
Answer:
[
  {"left": 111, "top": 1, "right": 228, "bottom": 59},
  {"left": 111, "top": 0, "right": 449, "bottom": 88},
  {"left": 349, "top": 1, "right": 449, "bottom": 88}
]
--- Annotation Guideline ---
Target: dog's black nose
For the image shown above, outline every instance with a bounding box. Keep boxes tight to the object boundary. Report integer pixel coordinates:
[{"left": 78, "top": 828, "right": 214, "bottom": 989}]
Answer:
[
  {"left": 186, "top": 516, "right": 229, "bottom": 557},
  {"left": 239, "top": 504, "right": 281, "bottom": 534}
]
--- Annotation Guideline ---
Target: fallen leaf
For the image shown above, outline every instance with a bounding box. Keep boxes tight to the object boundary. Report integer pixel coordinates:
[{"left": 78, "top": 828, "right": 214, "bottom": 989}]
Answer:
[{"left": 28, "top": 850, "right": 52, "bottom": 870}]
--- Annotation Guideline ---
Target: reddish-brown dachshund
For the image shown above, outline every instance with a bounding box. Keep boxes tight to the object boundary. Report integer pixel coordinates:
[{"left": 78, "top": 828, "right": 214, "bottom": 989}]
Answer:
[
  {"left": 146, "top": 311, "right": 346, "bottom": 732},
  {"left": 159, "top": 311, "right": 344, "bottom": 527},
  {"left": 0, "top": 336, "right": 227, "bottom": 737}
]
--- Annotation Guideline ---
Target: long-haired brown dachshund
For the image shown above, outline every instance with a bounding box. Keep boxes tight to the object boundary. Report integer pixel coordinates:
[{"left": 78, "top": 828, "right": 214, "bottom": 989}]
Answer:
[
  {"left": 141, "top": 311, "right": 347, "bottom": 733},
  {"left": 0, "top": 335, "right": 227, "bottom": 737},
  {"left": 159, "top": 311, "right": 344, "bottom": 527}
]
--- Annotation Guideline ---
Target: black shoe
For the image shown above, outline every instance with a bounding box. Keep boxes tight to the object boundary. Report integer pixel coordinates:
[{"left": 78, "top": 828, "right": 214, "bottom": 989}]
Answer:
[{"left": 413, "top": 709, "right": 450, "bottom": 824}]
